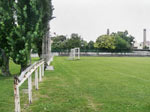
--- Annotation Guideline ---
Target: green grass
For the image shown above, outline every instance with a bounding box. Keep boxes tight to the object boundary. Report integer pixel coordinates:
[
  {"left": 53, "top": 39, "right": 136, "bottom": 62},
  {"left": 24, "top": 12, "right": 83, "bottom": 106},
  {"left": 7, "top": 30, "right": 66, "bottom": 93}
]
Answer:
[
  {"left": 0, "top": 58, "right": 38, "bottom": 112},
  {"left": 1, "top": 57, "right": 150, "bottom": 112}
]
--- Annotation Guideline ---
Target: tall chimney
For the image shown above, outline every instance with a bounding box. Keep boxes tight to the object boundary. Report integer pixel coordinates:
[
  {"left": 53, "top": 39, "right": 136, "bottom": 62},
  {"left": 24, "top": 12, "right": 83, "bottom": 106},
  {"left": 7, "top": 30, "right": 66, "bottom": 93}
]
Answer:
[
  {"left": 107, "top": 29, "right": 110, "bottom": 35},
  {"left": 143, "top": 29, "right": 146, "bottom": 48}
]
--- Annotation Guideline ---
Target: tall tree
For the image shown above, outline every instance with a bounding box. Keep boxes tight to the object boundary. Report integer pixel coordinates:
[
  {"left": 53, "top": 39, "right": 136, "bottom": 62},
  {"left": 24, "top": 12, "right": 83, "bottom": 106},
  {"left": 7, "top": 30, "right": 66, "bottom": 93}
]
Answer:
[
  {"left": 35, "top": 0, "right": 54, "bottom": 59},
  {"left": 0, "top": 0, "right": 14, "bottom": 76},
  {"left": 10, "top": 0, "right": 41, "bottom": 72}
]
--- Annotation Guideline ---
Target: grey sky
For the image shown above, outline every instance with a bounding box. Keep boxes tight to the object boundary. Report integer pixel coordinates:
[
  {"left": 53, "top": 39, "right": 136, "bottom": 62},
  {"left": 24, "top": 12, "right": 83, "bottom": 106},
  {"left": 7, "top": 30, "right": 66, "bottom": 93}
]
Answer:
[{"left": 51, "top": 0, "right": 150, "bottom": 42}]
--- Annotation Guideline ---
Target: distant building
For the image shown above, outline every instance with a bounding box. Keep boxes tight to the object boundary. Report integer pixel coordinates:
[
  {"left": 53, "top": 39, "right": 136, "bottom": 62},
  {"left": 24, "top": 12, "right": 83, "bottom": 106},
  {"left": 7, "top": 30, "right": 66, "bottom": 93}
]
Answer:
[
  {"left": 134, "top": 41, "right": 150, "bottom": 49},
  {"left": 134, "top": 29, "right": 150, "bottom": 50}
]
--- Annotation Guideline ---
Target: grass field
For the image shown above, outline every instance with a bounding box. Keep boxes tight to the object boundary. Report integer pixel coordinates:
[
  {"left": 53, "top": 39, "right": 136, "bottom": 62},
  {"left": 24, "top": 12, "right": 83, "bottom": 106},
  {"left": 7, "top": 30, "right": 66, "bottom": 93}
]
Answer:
[{"left": 1, "top": 57, "right": 150, "bottom": 112}]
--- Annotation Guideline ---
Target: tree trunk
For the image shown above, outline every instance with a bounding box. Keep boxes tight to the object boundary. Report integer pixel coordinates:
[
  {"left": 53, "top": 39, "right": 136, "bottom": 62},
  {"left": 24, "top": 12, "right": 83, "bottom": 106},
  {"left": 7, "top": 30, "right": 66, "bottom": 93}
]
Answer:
[
  {"left": 29, "top": 49, "right": 32, "bottom": 65},
  {"left": 42, "top": 25, "right": 51, "bottom": 68},
  {"left": 20, "top": 64, "right": 28, "bottom": 73},
  {"left": 20, "top": 53, "right": 30, "bottom": 73},
  {"left": 1, "top": 50, "right": 11, "bottom": 76},
  {"left": 38, "top": 51, "right": 42, "bottom": 59}
]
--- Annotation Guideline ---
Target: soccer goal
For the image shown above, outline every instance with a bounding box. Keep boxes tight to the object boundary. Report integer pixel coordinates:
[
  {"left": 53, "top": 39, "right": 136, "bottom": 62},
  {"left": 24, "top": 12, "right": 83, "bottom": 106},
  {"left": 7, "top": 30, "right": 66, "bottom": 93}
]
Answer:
[{"left": 69, "top": 48, "right": 80, "bottom": 60}]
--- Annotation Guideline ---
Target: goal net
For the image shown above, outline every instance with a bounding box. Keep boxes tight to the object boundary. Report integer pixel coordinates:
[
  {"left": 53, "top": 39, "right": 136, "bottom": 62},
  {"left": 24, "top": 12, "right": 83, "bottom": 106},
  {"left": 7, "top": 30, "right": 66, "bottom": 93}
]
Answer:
[{"left": 69, "top": 48, "right": 80, "bottom": 60}]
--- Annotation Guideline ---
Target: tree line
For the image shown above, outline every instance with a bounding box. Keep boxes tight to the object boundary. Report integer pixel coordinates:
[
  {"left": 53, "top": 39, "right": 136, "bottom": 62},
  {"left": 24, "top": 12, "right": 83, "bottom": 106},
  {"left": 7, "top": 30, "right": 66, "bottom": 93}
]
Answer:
[
  {"left": 51, "top": 31, "right": 135, "bottom": 52},
  {"left": 0, "top": 0, "right": 53, "bottom": 76}
]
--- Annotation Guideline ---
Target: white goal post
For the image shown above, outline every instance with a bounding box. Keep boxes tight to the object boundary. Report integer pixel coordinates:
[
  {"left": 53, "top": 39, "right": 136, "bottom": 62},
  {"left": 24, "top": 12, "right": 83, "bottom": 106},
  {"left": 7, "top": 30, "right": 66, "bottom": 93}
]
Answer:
[{"left": 69, "top": 48, "right": 80, "bottom": 60}]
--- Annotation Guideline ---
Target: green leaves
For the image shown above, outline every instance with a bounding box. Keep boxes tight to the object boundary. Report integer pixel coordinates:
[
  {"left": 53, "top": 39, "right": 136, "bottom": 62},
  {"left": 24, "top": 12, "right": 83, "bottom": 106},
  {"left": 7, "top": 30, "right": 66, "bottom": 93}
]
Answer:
[
  {"left": 0, "top": 0, "right": 14, "bottom": 55},
  {"left": 95, "top": 31, "right": 135, "bottom": 52},
  {"left": 33, "top": 0, "right": 54, "bottom": 56},
  {"left": 95, "top": 35, "right": 116, "bottom": 50},
  {"left": 112, "top": 31, "right": 135, "bottom": 52},
  {"left": 0, "top": 0, "right": 54, "bottom": 70}
]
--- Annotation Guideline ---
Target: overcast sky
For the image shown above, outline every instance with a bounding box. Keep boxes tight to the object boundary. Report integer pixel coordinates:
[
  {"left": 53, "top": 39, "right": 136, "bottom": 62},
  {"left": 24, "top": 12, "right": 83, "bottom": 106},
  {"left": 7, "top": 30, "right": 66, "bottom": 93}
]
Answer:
[{"left": 51, "top": 0, "right": 150, "bottom": 42}]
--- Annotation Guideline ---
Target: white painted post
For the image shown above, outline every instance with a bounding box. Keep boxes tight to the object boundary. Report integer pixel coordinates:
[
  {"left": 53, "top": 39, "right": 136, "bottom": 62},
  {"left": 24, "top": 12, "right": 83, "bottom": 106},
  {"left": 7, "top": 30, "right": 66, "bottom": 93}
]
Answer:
[
  {"left": 28, "top": 76, "right": 32, "bottom": 104},
  {"left": 71, "top": 49, "right": 73, "bottom": 60},
  {"left": 78, "top": 48, "right": 80, "bottom": 59},
  {"left": 74, "top": 49, "right": 75, "bottom": 59},
  {"left": 42, "top": 63, "right": 44, "bottom": 77},
  {"left": 14, "top": 80, "right": 20, "bottom": 112},
  {"left": 35, "top": 69, "right": 38, "bottom": 90},
  {"left": 14, "top": 60, "right": 46, "bottom": 112},
  {"left": 51, "top": 56, "right": 53, "bottom": 61},
  {"left": 39, "top": 66, "right": 42, "bottom": 82}
]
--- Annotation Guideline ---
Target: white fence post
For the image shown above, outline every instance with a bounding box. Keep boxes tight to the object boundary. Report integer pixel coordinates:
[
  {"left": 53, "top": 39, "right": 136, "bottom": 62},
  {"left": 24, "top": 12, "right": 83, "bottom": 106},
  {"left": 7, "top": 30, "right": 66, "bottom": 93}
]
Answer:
[
  {"left": 39, "top": 66, "right": 42, "bottom": 82},
  {"left": 14, "top": 79, "right": 20, "bottom": 112},
  {"left": 35, "top": 69, "right": 38, "bottom": 90},
  {"left": 28, "top": 76, "right": 32, "bottom": 104},
  {"left": 42, "top": 63, "right": 44, "bottom": 77},
  {"left": 78, "top": 48, "right": 80, "bottom": 59},
  {"left": 14, "top": 59, "right": 47, "bottom": 112},
  {"left": 74, "top": 49, "right": 75, "bottom": 59}
]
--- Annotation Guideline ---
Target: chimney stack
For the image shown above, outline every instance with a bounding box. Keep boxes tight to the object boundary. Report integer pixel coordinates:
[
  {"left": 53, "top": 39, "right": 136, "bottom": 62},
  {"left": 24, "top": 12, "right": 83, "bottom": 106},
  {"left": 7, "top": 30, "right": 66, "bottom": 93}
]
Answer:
[
  {"left": 107, "top": 29, "right": 110, "bottom": 35},
  {"left": 143, "top": 29, "right": 146, "bottom": 48}
]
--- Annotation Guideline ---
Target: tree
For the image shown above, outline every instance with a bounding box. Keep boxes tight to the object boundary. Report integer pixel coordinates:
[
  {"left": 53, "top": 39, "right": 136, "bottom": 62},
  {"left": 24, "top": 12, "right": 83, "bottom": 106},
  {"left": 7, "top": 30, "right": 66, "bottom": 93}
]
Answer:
[
  {"left": 111, "top": 31, "right": 135, "bottom": 51},
  {"left": 81, "top": 39, "right": 88, "bottom": 51},
  {"left": 67, "top": 33, "right": 82, "bottom": 49},
  {"left": 0, "top": 0, "right": 14, "bottom": 76},
  {"left": 0, "top": 0, "right": 54, "bottom": 74},
  {"left": 95, "top": 35, "right": 116, "bottom": 51},
  {"left": 51, "top": 35, "right": 67, "bottom": 52},
  {"left": 87, "top": 41, "right": 95, "bottom": 50},
  {"left": 36, "top": 0, "right": 54, "bottom": 59},
  {"left": 10, "top": 0, "right": 42, "bottom": 72},
  {"left": 112, "top": 31, "right": 135, "bottom": 46},
  {"left": 114, "top": 36, "right": 130, "bottom": 52}
]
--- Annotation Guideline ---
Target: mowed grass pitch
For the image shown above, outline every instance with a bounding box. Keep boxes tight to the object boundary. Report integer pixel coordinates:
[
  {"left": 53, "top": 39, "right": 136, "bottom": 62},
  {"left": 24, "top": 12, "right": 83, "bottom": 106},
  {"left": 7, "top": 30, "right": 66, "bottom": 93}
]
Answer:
[{"left": 1, "top": 57, "right": 150, "bottom": 112}]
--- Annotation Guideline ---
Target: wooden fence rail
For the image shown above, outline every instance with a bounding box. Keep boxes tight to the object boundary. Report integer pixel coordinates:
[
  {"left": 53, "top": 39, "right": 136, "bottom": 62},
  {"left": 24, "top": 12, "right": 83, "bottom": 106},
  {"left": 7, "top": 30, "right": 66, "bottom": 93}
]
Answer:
[{"left": 14, "top": 59, "right": 45, "bottom": 112}]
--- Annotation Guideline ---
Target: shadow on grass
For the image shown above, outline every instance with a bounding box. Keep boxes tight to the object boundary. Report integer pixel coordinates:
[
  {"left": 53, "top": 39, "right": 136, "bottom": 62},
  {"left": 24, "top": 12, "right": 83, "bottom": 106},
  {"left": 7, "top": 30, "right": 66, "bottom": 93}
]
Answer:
[
  {"left": 0, "top": 74, "right": 15, "bottom": 80},
  {"left": 0, "top": 57, "right": 40, "bottom": 80}
]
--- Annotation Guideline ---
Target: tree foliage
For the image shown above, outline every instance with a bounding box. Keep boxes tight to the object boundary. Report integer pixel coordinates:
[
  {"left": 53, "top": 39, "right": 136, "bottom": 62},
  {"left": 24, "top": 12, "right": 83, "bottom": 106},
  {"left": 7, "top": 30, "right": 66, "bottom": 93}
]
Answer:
[
  {"left": 114, "top": 35, "right": 130, "bottom": 52},
  {"left": 51, "top": 35, "right": 67, "bottom": 52},
  {"left": 94, "top": 31, "right": 135, "bottom": 52},
  {"left": 9, "top": 0, "right": 41, "bottom": 71},
  {"left": 112, "top": 31, "right": 135, "bottom": 52},
  {"left": 0, "top": 0, "right": 14, "bottom": 76},
  {"left": 51, "top": 33, "right": 89, "bottom": 52},
  {"left": 67, "top": 33, "right": 82, "bottom": 49},
  {"left": 33, "top": 0, "right": 54, "bottom": 57},
  {"left": 87, "top": 41, "right": 95, "bottom": 50},
  {"left": 10, "top": 0, "right": 53, "bottom": 71},
  {"left": 0, "top": 0, "right": 54, "bottom": 75},
  {"left": 95, "top": 35, "right": 116, "bottom": 50}
]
